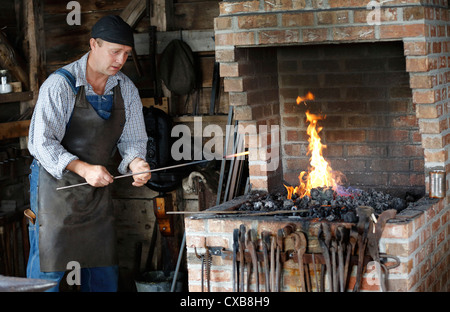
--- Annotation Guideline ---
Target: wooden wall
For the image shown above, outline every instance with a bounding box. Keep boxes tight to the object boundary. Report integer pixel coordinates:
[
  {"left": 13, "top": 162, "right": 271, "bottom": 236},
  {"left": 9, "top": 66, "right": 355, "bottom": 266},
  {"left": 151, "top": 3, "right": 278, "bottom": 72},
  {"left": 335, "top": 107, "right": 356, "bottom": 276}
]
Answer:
[{"left": 41, "top": 0, "right": 224, "bottom": 291}]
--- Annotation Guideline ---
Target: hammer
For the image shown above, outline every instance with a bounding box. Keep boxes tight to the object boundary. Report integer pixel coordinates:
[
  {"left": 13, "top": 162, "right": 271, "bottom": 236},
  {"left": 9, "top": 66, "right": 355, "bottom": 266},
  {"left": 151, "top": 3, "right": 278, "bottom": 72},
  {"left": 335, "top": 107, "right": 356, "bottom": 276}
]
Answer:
[
  {"left": 318, "top": 223, "right": 333, "bottom": 292},
  {"left": 261, "top": 231, "right": 271, "bottom": 292},
  {"left": 239, "top": 224, "right": 246, "bottom": 292}
]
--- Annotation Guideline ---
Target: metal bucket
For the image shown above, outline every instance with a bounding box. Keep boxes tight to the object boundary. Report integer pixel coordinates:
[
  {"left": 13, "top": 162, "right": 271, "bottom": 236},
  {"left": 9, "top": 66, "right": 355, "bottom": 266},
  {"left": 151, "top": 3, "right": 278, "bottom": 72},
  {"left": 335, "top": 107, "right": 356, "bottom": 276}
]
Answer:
[{"left": 135, "top": 271, "right": 184, "bottom": 292}]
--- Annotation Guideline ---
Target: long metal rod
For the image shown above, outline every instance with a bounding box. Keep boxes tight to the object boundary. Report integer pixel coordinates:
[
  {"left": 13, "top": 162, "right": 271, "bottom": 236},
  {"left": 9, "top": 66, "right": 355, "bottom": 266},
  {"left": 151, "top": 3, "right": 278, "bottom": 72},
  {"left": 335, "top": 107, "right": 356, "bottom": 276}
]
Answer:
[
  {"left": 170, "top": 232, "right": 186, "bottom": 292},
  {"left": 56, "top": 159, "right": 210, "bottom": 191},
  {"left": 167, "top": 209, "right": 309, "bottom": 216},
  {"left": 216, "top": 106, "right": 233, "bottom": 205}
]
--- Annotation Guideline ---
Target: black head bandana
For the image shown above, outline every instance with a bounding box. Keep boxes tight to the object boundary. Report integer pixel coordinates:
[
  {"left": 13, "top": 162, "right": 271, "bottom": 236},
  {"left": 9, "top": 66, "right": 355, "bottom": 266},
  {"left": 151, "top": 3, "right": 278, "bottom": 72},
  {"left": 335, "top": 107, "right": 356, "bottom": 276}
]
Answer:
[{"left": 91, "top": 15, "right": 134, "bottom": 48}]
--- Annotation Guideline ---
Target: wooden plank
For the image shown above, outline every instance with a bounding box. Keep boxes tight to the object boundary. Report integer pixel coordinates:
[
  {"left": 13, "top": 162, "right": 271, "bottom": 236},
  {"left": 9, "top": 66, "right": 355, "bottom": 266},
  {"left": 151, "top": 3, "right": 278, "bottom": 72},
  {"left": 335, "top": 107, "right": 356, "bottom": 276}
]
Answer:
[
  {"left": 43, "top": 0, "right": 131, "bottom": 14},
  {"left": 134, "top": 30, "right": 215, "bottom": 55},
  {"left": 0, "top": 120, "right": 31, "bottom": 140},
  {"left": 151, "top": 0, "right": 174, "bottom": 31},
  {"left": 157, "top": 30, "right": 215, "bottom": 53},
  {"left": 120, "top": 0, "right": 147, "bottom": 28},
  {"left": 173, "top": 1, "right": 219, "bottom": 30},
  {"left": 0, "top": 91, "right": 34, "bottom": 104},
  {"left": 43, "top": 12, "right": 95, "bottom": 67}
]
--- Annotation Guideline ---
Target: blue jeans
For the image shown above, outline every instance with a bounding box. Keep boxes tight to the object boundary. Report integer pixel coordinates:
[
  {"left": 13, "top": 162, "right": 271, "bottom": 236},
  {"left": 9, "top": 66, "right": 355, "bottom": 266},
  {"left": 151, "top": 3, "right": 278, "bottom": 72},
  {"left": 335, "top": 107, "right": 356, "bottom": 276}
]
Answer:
[{"left": 27, "top": 159, "right": 118, "bottom": 292}]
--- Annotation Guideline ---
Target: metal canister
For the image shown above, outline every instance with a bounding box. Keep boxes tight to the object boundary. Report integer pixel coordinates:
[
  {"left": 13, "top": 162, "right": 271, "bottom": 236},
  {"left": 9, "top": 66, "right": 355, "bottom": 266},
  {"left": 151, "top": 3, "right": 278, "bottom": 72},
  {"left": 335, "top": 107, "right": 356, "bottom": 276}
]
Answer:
[{"left": 429, "top": 170, "right": 446, "bottom": 199}]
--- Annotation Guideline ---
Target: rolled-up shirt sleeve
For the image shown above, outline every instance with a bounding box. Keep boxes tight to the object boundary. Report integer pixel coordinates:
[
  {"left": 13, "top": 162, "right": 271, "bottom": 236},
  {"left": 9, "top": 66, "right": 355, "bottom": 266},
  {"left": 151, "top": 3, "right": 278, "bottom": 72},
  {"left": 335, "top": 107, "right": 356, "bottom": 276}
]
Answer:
[
  {"left": 28, "top": 75, "right": 78, "bottom": 179},
  {"left": 116, "top": 78, "right": 148, "bottom": 174}
]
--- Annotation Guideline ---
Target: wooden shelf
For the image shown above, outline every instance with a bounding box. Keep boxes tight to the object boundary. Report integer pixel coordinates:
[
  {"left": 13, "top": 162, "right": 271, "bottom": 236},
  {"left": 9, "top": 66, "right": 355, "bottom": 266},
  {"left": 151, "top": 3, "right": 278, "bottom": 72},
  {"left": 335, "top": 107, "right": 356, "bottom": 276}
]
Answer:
[
  {"left": 0, "top": 120, "right": 31, "bottom": 140},
  {"left": 0, "top": 91, "right": 34, "bottom": 104}
]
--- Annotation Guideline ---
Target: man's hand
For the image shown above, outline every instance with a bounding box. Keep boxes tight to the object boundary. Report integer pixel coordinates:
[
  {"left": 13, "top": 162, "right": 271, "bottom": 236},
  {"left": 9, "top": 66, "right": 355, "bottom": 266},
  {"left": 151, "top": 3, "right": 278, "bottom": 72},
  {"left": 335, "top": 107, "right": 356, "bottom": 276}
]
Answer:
[
  {"left": 66, "top": 159, "right": 114, "bottom": 187},
  {"left": 128, "top": 158, "right": 151, "bottom": 187}
]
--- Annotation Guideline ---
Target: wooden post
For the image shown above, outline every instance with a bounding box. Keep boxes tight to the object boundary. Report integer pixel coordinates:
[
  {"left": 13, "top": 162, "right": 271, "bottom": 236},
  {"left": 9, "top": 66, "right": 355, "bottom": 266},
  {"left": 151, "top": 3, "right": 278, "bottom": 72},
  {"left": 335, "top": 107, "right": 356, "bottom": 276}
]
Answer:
[
  {"left": 24, "top": 0, "right": 45, "bottom": 103},
  {"left": 19, "top": 0, "right": 45, "bottom": 148}
]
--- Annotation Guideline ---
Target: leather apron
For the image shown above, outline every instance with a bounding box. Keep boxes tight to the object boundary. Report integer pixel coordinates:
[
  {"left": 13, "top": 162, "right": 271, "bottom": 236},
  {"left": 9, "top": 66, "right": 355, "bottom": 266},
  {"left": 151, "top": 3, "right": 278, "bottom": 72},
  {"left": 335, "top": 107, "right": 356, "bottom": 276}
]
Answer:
[{"left": 37, "top": 84, "right": 125, "bottom": 272}]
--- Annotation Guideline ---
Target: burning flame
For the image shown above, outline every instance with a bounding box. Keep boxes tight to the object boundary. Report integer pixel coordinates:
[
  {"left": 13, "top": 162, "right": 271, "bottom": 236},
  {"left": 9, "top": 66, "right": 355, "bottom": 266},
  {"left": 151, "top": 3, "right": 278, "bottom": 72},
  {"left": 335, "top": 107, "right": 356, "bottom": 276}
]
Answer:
[
  {"left": 296, "top": 92, "right": 315, "bottom": 105},
  {"left": 224, "top": 151, "right": 249, "bottom": 159},
  {"left": 285, "top": 93, "right": 340, "bottom": 199}
]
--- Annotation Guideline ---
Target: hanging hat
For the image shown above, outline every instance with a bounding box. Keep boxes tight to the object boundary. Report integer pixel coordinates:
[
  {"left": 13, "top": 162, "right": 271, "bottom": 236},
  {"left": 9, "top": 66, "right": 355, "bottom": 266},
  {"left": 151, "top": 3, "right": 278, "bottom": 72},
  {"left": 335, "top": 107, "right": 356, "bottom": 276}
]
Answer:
[{"left": 91, "top": 15, "right": 134, "bottom": 48}]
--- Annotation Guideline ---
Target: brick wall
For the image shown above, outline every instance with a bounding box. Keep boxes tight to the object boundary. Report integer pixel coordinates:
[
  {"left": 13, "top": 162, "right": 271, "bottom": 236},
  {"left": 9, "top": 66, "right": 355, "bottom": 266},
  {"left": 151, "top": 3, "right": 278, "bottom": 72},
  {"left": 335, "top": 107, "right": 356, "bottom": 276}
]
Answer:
[
  {"left": 279, "top": 41, "right": 424, "bottom": 197},
  {"left": 184, "top": 199, "right": 449, "bottom": 292},
  {"left": 215, "top": 0, "right": 450, "bottom": 200},
  {"left": 222, "top": 47, "right": 284, "bottom": 192}
]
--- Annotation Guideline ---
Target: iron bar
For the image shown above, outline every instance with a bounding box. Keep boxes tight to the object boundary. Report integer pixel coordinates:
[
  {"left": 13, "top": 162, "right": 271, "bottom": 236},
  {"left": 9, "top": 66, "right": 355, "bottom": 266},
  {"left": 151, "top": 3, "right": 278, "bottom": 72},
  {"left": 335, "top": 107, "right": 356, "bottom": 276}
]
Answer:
[{"left": 56, "top": 159, "right": 210, "bottom": 191}]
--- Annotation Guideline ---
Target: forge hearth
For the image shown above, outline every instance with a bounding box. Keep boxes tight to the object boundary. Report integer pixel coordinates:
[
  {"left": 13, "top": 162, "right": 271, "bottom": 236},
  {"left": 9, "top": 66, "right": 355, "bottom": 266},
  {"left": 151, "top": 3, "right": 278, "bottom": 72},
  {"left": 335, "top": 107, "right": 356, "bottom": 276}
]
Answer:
[
  {"left": 235, "top": 187, "right": 411, "bottom": 222},
  {"left": 183, "top": 0, "right": 449, "bottom": 292},
  {"left": 184, "top": 192, "right": 446, "bottom": 292}
]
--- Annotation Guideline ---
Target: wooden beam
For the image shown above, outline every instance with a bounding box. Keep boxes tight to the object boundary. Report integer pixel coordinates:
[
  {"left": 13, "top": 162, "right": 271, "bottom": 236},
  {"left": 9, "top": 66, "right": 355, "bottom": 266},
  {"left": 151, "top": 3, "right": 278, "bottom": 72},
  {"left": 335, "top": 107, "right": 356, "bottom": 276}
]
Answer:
[
  {"left": 24, "top": 0, "right": 45, "bottom": 110},
  {"left": 134, "top": 30, "right": 215, "bottom": 55},
  {"left": 0, "top": 91, "right": 33, "bottom": 104},
  {"left": 0, "top": 120, "right": 31, "bottom": 140},
  {"left": 25, "top": 0, "right": 45, "bottom": 97},
  {"left": 120, "top": 0, "right": 147, "bottom": 29},
  {"left": 151, "top": 0, "right": 175, "bottom": 31}
]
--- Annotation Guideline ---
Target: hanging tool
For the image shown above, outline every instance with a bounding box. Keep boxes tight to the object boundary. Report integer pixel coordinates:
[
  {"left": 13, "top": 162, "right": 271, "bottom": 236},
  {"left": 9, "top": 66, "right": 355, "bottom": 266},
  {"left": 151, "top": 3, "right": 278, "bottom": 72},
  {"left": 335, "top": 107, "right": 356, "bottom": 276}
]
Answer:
[
  {"left": 292, "top": 232, "right": 307, "bottom": 292},
  {"left": 195, "top": 245, "right": 211, "bottom": 292},
  {"left": 330, "top": 238, "right": 338, "bottom": 292},
  {"left": 205, "top": 247, "right": 212, "bottom": 292},
  {"left": 336, "top": 226, "right": 347, "bottom": 292},
  {"left": 275, "top": 228, "right": 283, "bottom": 292},
  {"left": 319, "top": 263, "right": 325, "bottom": 292},
  {"left": 232, "top": 228, "right": 239, "bottom": 292},
  {"left": 270, "top": 235, "right": 276, "bottom": 292},
  {"left": 246, "top": 229, "right": 259, "bottom": 292},
  {"left": 194, "top": 246, "right": 205, "bottom": 292},
  {"left": 353, "top": 206, "right": 373, "bottom": 292},
  {"left": 344, "top": 229, "right": 358, "bottom": 290},
  {"left": 366, "top": 209, "right": 397, "bottom": 292},
  {"left": 261, "top": 231, "right": 271, "bottom": 292},
  {"left": 305, "top": 260, "right": 312, "bottom": 292},
  {"left": 274, "top": 224, "right": 295, "bottom": 292},
  {"left": 311, "top": 253, "right": 320, "bottom": 292},
  {"left": 239, "top": 224, "right": 246, "bottom": 292},
  {"left": 318, "top": 223, "right": 333, "bottom": 292}
]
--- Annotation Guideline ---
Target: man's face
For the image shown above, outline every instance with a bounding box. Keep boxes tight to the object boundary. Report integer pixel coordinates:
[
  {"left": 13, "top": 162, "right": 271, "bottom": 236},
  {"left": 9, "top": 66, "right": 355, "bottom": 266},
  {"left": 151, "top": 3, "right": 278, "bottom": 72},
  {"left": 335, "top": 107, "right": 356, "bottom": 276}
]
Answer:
[{"left": 89, "top": 38, "right": 132, "bottom": 76}]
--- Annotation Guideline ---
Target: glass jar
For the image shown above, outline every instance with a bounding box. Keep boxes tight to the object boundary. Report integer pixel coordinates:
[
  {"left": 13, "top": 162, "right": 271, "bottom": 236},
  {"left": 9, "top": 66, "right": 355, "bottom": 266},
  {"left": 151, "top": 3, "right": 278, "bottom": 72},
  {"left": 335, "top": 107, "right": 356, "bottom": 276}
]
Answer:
[{"left": 0, "top": 69, "right": 12, "bottom": 94}]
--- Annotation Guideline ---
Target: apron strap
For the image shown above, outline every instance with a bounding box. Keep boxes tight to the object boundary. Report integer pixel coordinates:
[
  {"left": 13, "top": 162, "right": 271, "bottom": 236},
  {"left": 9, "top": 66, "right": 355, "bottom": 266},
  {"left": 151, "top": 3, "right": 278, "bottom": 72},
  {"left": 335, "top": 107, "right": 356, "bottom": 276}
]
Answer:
[{"left": 54, "top": 68, "right": 80, "bottom": 95}]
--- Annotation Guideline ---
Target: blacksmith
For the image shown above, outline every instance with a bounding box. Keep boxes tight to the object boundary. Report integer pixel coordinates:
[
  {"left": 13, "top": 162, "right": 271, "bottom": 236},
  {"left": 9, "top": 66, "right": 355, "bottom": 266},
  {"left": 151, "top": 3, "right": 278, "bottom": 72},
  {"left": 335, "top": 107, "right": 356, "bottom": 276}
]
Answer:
[{"left": 27, "top": 15, "right": 151, "bottom": 291}]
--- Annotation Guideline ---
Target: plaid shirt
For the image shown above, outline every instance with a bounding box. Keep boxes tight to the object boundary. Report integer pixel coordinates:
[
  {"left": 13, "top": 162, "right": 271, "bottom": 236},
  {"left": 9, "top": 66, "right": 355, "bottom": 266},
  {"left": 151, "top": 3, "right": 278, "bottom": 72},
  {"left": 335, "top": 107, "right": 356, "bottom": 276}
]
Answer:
[{"left": 28, "top": 52, "right": 148, "bottom": 179}]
